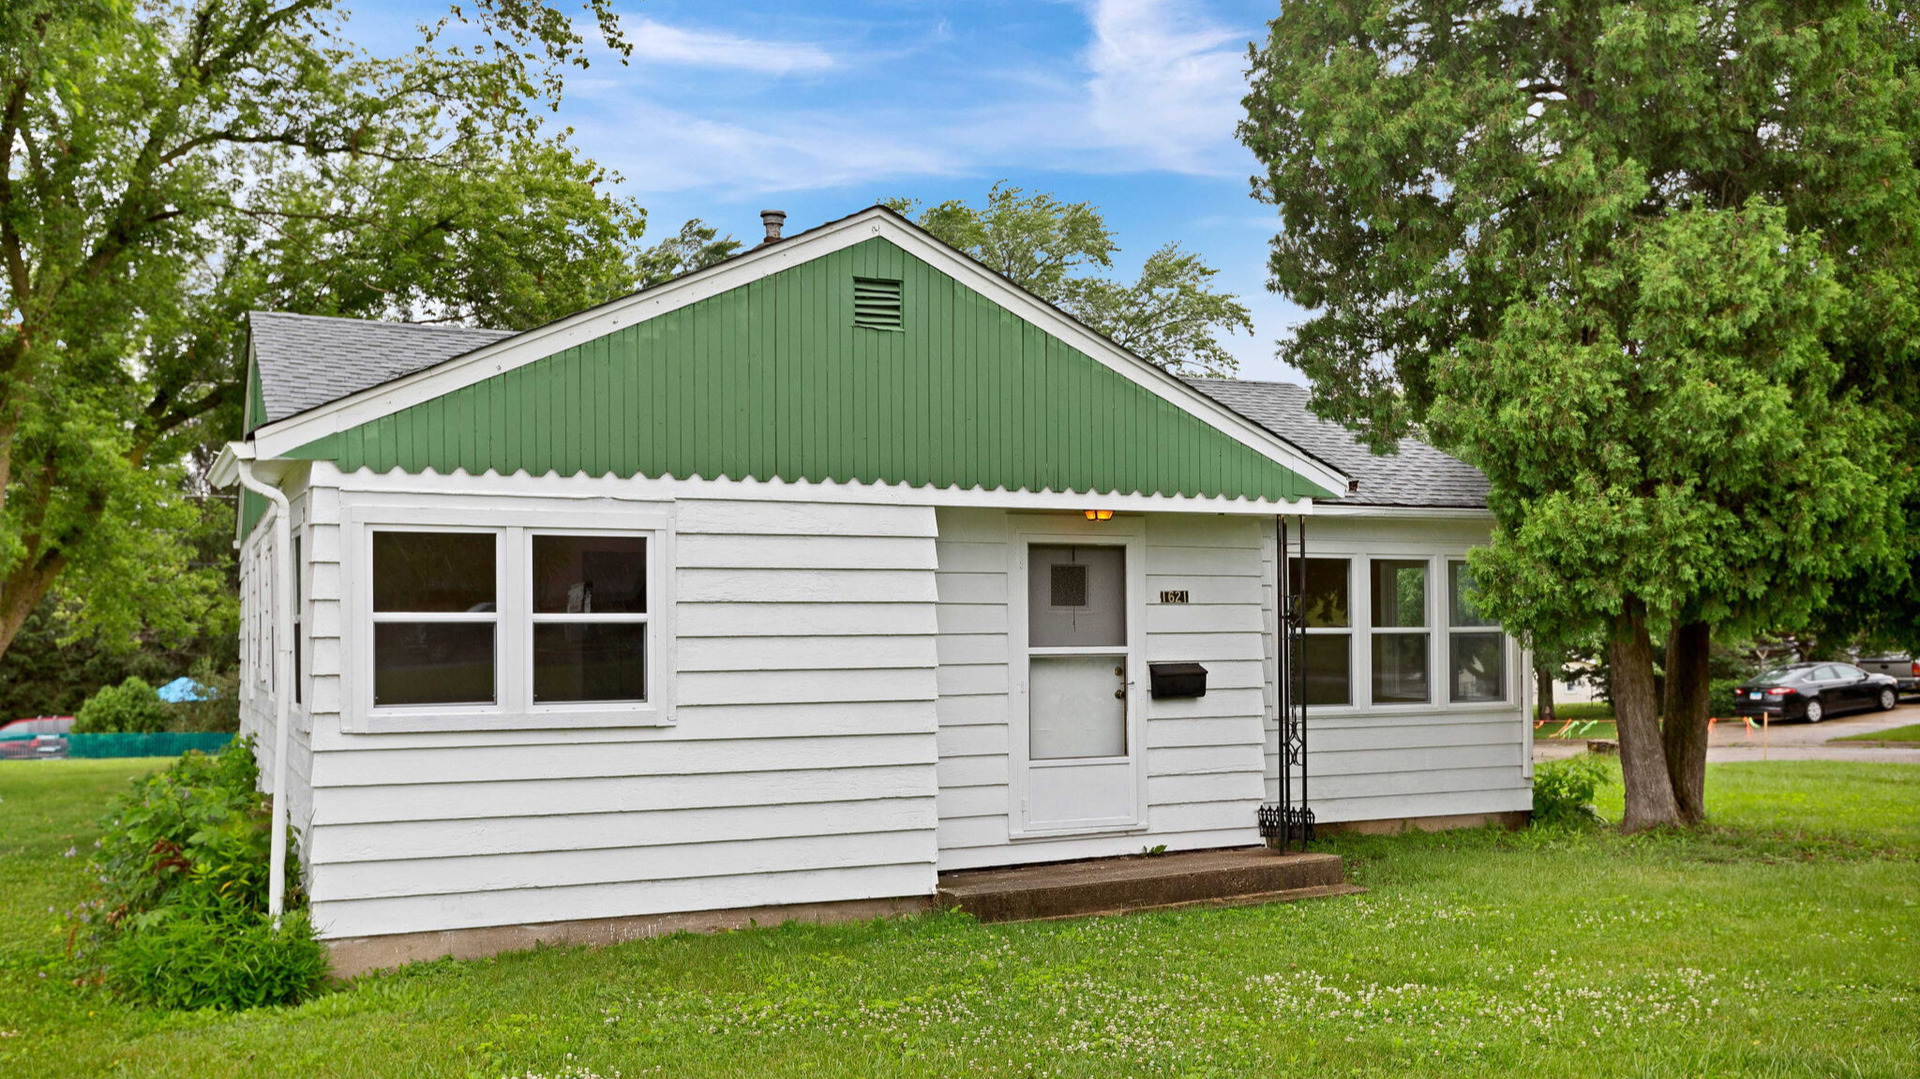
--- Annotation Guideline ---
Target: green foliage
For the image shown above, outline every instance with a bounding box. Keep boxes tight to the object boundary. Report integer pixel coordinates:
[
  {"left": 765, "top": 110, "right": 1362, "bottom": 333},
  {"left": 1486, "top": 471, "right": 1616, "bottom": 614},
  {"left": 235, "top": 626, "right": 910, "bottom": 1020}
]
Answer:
[
  {"left": 885, "top": 183, "right": 1252, "bottom": 376},
  {"left": 70, "top": 739, "right": 322, "bottom": 1010},
  {"left": 168, "top": 658, "right": 240, "bottom": 734},
  {"left": 0, "top": 1, "right": 642, "bottom": 668},
  {"left": 1707, "top": 677, "right": 1745, "bottom": 720},
  {"left": 73, "top": 678, "right": 169, "bottom": 735},
  {"left": 637, "top": 219, "right": 745, "bottom": 287},
  {"left": 1530, "top": 755, "right": 1613, "bottom": 828}
]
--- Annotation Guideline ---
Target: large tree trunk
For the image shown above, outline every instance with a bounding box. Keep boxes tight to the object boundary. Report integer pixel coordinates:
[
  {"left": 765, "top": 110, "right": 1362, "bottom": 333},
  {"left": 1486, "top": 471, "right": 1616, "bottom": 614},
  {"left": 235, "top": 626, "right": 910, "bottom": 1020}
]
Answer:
[
  {"left": 1662, "top": 619, "right": 1712, "bottom": 825},
  {"left": 1610, "top": 600, "right": 1682, "bottom": 832},
  {"left": 1535, "top": 658, "right": 1557, "bottom": 723}
]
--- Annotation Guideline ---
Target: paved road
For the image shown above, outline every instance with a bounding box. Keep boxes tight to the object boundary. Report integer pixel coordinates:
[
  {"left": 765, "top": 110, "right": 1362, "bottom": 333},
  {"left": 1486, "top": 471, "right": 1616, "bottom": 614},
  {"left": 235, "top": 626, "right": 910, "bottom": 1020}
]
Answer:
[{"left": 1533, "top": 700, "right": 1920, "bottom": 764}]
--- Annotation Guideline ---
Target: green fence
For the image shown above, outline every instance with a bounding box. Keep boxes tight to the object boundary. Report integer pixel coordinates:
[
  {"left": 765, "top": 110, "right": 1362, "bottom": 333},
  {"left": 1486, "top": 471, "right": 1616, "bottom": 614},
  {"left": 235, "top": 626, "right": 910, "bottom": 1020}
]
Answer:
[{"left": 63, "top": 732, "right": 235, "bottom": 758}]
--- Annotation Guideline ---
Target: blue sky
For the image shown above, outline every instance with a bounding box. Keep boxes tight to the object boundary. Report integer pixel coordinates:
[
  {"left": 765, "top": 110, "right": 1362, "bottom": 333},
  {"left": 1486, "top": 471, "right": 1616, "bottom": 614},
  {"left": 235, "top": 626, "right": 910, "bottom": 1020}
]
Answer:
[{"left": 366, "top": 1, "right": 1306, "bottom": 383}]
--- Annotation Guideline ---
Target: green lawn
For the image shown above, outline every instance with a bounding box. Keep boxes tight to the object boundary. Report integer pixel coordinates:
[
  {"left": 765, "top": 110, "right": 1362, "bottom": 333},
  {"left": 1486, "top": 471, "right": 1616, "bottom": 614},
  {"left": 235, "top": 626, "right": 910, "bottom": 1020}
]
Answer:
[
  {"left": 1533, "top": 716, "right": 1617, "bottom": 740},
  {"left": 3, "top": 758, "right": 1917, "bottom": 1078},
  {"left": 1835, "top": 722, "right": 1920, "bottom": 743}
]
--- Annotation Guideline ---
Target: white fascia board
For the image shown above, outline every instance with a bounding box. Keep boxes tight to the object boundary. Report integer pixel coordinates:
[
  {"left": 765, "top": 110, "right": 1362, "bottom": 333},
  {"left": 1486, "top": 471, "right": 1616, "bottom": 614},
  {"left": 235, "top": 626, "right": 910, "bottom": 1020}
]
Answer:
[
  {"left": 249, "top": 209, "right": 1351, "bottom": 497},
  {"left": 1311, "top": 502, "right": 1493, "bottom": 520},
  {"left": 319, "top": 463, "right": 1320, "bottom": 516}
]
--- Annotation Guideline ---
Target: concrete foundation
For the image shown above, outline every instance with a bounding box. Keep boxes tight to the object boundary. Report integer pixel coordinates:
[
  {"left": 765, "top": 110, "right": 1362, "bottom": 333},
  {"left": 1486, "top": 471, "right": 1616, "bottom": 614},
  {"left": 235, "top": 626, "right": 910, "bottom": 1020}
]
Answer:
[
  {"left": 325, "top": 894, "right": 933, "bottom": 979},
  {"left": 1315, "top": 809, "right": 1529, "bottom": 836}
]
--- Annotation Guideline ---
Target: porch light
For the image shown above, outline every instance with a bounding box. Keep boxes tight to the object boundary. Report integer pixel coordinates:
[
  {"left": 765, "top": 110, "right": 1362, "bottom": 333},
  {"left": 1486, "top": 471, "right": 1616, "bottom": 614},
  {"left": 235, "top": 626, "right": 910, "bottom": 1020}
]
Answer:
[{"left": 1083, "top": 509, "right": 1114, "bottom": 521}]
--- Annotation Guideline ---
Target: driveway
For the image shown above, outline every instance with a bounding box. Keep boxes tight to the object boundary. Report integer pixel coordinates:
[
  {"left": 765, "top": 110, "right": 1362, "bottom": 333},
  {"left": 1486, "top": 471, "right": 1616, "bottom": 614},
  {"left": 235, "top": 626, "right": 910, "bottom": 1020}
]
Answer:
[{"left": 1532, "top": 701, "right": 1920, "bottom": 764}]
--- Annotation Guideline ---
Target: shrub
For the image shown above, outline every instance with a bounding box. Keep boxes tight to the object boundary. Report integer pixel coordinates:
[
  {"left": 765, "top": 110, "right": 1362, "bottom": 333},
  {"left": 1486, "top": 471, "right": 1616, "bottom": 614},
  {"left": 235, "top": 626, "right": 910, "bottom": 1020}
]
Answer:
[
  {"left": 71, "top": 738, "right": 325, "bottom": 1010},
  {"left": 1531, "top": 755, "right": 1612, "bottom": 828},
  {"left": 74, "top": 676, "right": 170, "bottom": 734},
  {"left": 1708, "top": 677, "right": 1745, "bottom": 719}
]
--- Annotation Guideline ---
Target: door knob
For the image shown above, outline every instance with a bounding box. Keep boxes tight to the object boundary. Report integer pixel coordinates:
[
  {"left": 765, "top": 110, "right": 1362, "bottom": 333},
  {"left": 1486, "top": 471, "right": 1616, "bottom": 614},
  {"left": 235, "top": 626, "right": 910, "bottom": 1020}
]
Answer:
[{"left": 1114, "top": 688, "right": 1126, "bottom": 699}]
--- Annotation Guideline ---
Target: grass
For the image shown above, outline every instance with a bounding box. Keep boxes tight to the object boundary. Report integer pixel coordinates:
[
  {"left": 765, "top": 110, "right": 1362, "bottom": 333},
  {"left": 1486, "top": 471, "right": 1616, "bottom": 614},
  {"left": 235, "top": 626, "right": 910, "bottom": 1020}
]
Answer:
[
  {"left": 1835, "top": 722, "right": 1920, "bottom": 743},
  {"left": 1533, "top": 716, "right": 1617, "bottom": 740},
  {"left": 3, "top": 758, "right": 1918, "bottom": 1078}
]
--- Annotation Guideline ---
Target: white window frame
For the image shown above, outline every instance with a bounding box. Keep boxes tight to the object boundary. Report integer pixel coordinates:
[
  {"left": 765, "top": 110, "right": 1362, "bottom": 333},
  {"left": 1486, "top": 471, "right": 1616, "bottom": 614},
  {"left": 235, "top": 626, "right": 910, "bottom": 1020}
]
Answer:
[
  {"left": 342, "top": 504, "right": 673, "bottom": 733},
  {"left": 1446, "top": 559, "right": 1507, "bottom": 705},
  {"left": 1368, "top": 556, "right": 1434, "bottom": 706},
  {"left": 1283, "top": 540, "right": 1516, "bottom": 719},
  {"left": 1289, "top": 555, "right": 1354, "bottom": 708}
]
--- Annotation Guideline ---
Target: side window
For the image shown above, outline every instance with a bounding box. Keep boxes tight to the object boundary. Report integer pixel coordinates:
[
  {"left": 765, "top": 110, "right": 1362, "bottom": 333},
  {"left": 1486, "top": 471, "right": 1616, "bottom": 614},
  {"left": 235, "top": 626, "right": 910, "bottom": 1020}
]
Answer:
[
  {"left": 370, "top": 531, "right": 498, "bottom": 707},
  {"left": 1370, "top": 559, "right": 1430, "bottom": 704},
  {"left": 531, "top": 535, "right": 650, "bottom": 704},
  {"left": 1448, "top": 561, "right": 1504, "bottom": 703},
  {"left": 1289, "top": 557, "right": 1351, "bottom": 706}
]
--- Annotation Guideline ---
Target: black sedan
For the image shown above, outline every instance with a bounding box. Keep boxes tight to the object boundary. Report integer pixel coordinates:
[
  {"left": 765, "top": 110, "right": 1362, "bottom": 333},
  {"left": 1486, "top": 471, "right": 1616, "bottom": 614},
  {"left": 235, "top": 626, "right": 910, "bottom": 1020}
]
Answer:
[{"left": 1733, "top": 662, "right": 1900, "bottom": 724}]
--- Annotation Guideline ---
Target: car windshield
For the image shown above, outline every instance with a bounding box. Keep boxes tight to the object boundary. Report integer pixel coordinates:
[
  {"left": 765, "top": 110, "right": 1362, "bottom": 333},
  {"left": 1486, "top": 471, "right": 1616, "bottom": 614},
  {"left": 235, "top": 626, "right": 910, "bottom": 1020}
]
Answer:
[{"left": 1755, "top": 667, "right": 1807, "bottom": 683}]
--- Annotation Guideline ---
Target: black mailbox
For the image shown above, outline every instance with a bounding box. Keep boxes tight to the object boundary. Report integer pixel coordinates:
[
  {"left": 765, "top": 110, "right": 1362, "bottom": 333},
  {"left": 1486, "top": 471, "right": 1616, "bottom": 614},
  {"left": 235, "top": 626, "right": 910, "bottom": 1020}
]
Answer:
[{"left": 1148, "top": 662, "right": 1208, "bottom": 699}]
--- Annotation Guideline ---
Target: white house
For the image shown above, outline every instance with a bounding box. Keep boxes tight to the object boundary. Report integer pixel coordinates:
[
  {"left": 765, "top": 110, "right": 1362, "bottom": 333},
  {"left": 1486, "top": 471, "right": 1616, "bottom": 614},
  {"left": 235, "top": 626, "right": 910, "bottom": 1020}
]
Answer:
[{"left": 213, "top": 206, "right": 1531, "bottom": 972}]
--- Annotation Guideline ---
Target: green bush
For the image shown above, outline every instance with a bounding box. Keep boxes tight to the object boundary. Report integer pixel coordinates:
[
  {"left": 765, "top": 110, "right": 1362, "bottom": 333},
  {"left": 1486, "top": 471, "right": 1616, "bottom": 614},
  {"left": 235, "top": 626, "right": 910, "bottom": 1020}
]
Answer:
[
  {"left": 1708, "top": 677, "right": 1745, "bottom": 719},
  {"left": 1531, "top": 755, "right": 1613, "bottom": 828},
  {"left": 71, "top": 738, "right": 325, "bottom": 1010},
  {"left": 74, "top": 676, "right": 170, "bottom": 734}
]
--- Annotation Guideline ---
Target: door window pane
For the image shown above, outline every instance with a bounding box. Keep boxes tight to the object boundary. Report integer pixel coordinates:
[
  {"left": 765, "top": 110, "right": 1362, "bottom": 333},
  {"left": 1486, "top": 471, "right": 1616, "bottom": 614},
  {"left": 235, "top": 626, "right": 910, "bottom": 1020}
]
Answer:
[
  {"left": 533, "top": 535, "right": 648, "bottom": 614},
  {"left": 1290, "top": 557, "right": 1350, "bottom": 627},
  {"left": 1300, "top": 634, "right": 1351, "bottom": 706},
  {"left": 1450, "top": 632, "right": 1505, "bottom": 703},
  {"left": 1029, "top": 654, "right": 1127, "bottom": 759},
  {"left": 1449, "top": 562, "right": 1495, "bottom": 627},
  {"left": 1371, "top": 560, "right": 1428, "bottom": 628},
  {"left": 1029, "top": 545, "right": 1125, "bottom": 647},
  {"left": 374, "top": 532, "right": 496, "bottom": 612},
  {"left": 534, "top": 623, "right": 647, "bottom": 703},
  {"left": 373, "top": 623, "right": 496, "bottom": 706},
  {"left": 1372, "top": 633, "right": 1430, "bottom": 703}
]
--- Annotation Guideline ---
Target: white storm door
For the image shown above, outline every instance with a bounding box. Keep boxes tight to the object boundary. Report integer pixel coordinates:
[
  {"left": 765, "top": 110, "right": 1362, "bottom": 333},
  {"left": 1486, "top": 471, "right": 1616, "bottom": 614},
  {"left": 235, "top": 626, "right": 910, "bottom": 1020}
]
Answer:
[{"left": 1019, "top": 542, "right": 1139, "bottom": 832}]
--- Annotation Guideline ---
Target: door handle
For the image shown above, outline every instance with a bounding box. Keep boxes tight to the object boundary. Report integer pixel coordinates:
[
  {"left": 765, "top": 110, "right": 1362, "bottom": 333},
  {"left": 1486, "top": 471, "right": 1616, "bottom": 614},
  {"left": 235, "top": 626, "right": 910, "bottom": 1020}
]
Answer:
[{"left": 1114, "top": 688, "right": 1126, "bottom": 699}]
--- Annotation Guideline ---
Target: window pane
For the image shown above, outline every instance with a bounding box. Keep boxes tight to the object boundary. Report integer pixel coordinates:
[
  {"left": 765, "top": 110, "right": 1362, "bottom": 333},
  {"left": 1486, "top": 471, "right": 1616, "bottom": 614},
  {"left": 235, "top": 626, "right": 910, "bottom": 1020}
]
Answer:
[
  {"left": 1371, "top": 560, "right": 1428, "bottom": 628},
  {"left": 373, "top": 623, "right": 495, "bottom": 706},
  {"left": 1028, "top": 545, "right": 1125, "bottom": 648},
  {"left": 1371, "top": 633, "right": 1430, "bottom": 703},
  {"left": 1451, "top": 632, "right": 1505, "bottom": 703},
  {"left": 533, "top": 535, "right": 648, "bottom": 614},
  {"left": 1300, "top": 634, "right": 1351, "bottom": 706},
  {"left": 373, "top": 532, "right": 496, "bottom": 613},
  {"left": 1449, "top": 562, "right": 1495, "bottom": 627},
  {"left": 1029, "top": 654, "right": 1127, "bottom": 759},
  {"left": 1289, "top": 557, "right": 1350, "bottom": 628},
  {"left": 534, "top": 623, "right": 647, "bottom": 703}
]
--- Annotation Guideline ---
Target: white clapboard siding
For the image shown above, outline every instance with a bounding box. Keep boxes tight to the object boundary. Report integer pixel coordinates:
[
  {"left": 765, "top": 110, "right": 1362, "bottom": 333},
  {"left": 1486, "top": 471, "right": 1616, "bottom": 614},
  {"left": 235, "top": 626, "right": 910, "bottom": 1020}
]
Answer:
[
  {"left": 932, "top": 509, "right": 1271, "bottom": 871},
  {"left": 312, "top": 862, "right": 929, "bottom": 940},
  {"left": 290, "top": 474, "right": 942, "bottom": 939},
  {"left": 1260, "top": 514, "right": 1533, "bottom": 823}
]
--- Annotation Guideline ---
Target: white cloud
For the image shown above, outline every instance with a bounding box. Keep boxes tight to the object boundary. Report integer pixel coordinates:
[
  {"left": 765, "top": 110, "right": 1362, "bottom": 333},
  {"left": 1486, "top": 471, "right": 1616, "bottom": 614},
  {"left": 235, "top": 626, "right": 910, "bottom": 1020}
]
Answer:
[
  {"left": 623, "top": 17, "right": 837, "bottom": 75},
  {"left": 1081, "top": 0, "right": 1254, "bottom": 173}
]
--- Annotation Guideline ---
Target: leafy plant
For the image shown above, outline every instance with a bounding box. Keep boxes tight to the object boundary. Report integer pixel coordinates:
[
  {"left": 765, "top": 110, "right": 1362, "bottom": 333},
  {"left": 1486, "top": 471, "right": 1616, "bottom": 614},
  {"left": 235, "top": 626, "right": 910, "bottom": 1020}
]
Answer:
[
  {"left": 73, "top": 677, "right": 170, "bottom": 734},
  {"left": 168, "top": 659, "right": 241, "bottom": 734},
  {"left": 1531, "top": 756, "right": 1613, "bottom": 829},
  {"left": 70, "top": 738, "right": 324, "bottom": 1009}
]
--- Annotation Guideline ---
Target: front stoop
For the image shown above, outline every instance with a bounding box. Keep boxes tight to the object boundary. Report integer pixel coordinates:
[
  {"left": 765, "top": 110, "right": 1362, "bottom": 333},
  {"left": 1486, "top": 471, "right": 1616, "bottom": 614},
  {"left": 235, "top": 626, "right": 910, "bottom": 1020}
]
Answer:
[{"left": 936, "top": 847, "right": 1359, "bottom": 923}]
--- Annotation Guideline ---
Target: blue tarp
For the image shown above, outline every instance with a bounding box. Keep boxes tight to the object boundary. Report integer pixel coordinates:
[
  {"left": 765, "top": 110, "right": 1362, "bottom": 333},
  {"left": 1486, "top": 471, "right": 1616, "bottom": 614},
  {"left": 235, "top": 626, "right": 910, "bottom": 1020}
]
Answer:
[{"left": 156, "top": 677, "right": 212, "bottom": 703}]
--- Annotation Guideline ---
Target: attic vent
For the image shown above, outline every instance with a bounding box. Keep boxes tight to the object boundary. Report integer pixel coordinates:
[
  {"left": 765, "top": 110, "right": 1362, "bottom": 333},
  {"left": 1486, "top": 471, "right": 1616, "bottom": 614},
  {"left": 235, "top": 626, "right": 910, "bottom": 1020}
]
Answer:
[
  {"left": 853, "top": 277, "right": 904, "bottom": 331},
  {"left": 1051, "top": 563, "right": 1089, "bottom": 608}
]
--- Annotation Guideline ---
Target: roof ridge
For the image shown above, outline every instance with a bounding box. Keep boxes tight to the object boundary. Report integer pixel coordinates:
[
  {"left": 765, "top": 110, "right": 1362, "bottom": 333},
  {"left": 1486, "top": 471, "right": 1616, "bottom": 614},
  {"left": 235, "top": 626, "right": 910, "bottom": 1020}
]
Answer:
[{"left": 249, "top": 310, "right": 517, "bottom": 335}]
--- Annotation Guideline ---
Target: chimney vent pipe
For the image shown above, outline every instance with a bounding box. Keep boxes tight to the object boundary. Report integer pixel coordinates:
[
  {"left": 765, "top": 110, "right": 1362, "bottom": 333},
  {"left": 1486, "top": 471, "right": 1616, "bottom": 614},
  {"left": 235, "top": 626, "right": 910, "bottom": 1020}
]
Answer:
[{"left": 760, "top": 210, "right": 787, "bottom": 244}]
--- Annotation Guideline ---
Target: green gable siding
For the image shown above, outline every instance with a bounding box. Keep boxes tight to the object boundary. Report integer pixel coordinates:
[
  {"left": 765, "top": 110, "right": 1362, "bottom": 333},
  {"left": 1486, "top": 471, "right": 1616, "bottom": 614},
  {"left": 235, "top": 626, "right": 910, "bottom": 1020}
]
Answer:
[{"left": 289, "top": 238, "right": 1332, "bottom": 502}]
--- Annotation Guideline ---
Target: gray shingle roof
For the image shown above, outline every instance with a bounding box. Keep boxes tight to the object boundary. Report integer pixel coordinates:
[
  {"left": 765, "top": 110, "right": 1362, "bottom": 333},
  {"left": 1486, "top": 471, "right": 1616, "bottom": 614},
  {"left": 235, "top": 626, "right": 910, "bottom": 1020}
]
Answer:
[
  {"left": 248, "top": 312, "right": 516, "bottom": 427},
  {"left": 1186, "top": 378, "right": 1489, "bottom": 508}
]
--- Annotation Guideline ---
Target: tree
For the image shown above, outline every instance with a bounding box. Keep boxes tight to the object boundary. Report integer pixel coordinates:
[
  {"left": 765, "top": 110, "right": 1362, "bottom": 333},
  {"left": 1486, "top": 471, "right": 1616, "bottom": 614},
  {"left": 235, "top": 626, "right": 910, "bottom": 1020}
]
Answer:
[
  {"left": 1242, "top": 1, "right": 1920, "bottom": 829},
  {"left": 74, "top": 676, "right": 170, "bottom": 734},
  {"left": 886, "top": 184, "right": 1253, "bottom": 376},
  {"left": 637, "top": 219, "right": 744, "bottom": 287},
  {"left": 0, "top": 0, "right": 645, "bottom": 665}
]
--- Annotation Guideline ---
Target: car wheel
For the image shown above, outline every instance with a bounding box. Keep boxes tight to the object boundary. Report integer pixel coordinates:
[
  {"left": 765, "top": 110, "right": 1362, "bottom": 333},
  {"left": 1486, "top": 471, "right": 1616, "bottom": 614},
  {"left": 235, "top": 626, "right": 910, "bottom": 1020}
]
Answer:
[
  {"left": 1805, "top": 697, "right": 1825, "bottom": 723},
  {"left": 1880, "top": 688, "right": 1899, "bottom": 711}
]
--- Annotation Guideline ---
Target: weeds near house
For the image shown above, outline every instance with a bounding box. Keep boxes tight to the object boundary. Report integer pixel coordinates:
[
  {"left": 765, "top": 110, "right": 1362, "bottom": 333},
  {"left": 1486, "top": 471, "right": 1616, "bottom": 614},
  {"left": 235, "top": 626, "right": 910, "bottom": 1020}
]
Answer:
[{"left": 1530, "top": 755, "right": 1613, "bottom": 827}]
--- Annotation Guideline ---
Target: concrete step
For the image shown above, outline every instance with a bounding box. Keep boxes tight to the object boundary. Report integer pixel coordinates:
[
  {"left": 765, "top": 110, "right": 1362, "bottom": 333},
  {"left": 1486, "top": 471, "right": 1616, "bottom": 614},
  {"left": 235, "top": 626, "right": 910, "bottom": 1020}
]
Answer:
[{"left": 936, "top": 847, "right": 1350, "bottom": 923}]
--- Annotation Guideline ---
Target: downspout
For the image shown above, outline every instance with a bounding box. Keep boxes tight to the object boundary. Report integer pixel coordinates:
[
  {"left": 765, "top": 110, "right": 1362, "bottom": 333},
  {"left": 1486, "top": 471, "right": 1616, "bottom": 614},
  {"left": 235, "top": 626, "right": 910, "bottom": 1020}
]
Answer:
[{"left": 233, "top": 454, "right": 295, "bottom": 923}]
